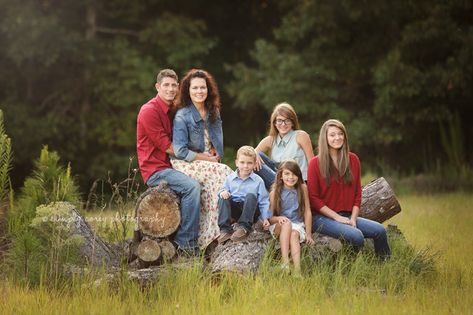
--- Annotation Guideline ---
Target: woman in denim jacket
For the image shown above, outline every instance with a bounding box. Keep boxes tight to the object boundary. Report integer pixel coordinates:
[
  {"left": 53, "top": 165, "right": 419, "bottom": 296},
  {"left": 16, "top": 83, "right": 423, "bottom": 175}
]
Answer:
[{"left": 172, "top": 69, "right": 232, "bottom": 249}]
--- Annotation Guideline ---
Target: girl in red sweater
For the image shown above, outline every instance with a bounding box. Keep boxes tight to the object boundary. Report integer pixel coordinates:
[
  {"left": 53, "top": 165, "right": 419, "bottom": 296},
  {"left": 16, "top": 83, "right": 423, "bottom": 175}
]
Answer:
[{"left": 307, "top": 119, "right": 390, "bottom": 258}]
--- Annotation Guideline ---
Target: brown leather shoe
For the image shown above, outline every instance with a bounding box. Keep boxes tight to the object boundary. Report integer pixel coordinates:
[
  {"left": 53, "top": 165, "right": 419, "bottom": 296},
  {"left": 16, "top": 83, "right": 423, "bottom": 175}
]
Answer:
[
  {"left": 217, "top": 231, "right": 232, "bottom": 244},
  {"left": 231, "top": 228, "right": 248, "bottom": 242}
]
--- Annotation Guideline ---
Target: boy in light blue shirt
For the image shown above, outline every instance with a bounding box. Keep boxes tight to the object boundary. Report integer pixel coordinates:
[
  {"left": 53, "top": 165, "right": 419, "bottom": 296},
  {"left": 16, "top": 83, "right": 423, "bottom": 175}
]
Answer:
[{"left": 217, "top": 146, "right": 270, "bottom": 243}]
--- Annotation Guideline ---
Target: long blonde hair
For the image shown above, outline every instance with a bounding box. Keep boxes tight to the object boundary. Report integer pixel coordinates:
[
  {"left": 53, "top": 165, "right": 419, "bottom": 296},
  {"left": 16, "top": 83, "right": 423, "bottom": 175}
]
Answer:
[
  {"left": 317, "top": 119, "right": 353, "bottom": 186},
  {"left": 271, "top": 160, "right": 305, "bottom": 217},
  {"left": 268, "top": 103, "right": 301, "bottom": 143}
]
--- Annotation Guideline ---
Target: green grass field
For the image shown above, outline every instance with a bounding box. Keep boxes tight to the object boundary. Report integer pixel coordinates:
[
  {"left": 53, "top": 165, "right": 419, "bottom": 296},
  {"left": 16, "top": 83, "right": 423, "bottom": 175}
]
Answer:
[{"left": 1, "top": 192, "right": 472, "bottom": 315}]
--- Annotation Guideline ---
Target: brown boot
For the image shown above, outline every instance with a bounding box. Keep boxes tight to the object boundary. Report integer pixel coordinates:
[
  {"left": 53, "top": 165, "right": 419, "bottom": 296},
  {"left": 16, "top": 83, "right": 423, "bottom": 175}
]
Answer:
[{"left": 231, "top": 228, "right": 248, "bottom": 242}]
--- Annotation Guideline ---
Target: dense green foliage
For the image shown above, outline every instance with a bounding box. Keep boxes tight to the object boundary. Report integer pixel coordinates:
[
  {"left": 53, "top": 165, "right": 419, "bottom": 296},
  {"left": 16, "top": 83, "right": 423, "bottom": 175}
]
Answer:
[
  {"left": 7, "top": 146, "right": 81, "bottom": 284},
  {"left": 0, "top": 0, "right": 471, "bottom": 190},
  {"left": 0, "top": 110, "right": 12, "bottom": 203},
  {"left": 228, "top": 0, "right": 473, "bottom": 175}
]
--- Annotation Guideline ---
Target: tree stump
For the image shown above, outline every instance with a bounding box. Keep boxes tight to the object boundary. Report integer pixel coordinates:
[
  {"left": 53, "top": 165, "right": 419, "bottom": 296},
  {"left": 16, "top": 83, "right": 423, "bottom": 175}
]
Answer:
[
  {"left": 135, "top": 182, "right": 180, "bottom": 238},
  {"left": 360, "top": 177, "right": 401, "bottom": 222}
]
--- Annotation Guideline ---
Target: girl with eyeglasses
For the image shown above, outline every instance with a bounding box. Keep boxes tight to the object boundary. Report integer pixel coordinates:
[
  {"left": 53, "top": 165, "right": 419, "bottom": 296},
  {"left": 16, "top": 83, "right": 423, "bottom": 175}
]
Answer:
[{"left": 254, "top": 102, "right": 314, "bottom": 189}]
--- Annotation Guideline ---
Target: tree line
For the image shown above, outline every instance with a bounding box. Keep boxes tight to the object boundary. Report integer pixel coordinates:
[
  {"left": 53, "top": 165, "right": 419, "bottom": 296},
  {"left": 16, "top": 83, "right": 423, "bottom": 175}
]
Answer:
[{"left": 1, "top": 0, "right": 472, "bottom": 191}]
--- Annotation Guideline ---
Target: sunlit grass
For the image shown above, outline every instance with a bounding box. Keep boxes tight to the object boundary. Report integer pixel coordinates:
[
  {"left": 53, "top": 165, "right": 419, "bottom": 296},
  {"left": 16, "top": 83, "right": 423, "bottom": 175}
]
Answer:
[{"left": 1, "top": 193, "right": 473, "bottom": 314}]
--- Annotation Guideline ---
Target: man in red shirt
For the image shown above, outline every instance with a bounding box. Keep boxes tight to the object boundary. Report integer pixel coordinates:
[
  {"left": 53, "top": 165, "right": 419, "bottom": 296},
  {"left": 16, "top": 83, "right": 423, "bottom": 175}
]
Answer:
[{"left": 136, "top": 69, "right": 200, "bottom": 254}]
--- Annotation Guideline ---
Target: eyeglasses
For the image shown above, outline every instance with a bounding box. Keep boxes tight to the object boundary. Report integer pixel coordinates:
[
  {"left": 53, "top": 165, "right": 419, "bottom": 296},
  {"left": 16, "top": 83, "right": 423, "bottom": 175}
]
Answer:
[{"left": 275, "top": 119, "right": 292, "bottom": 126}]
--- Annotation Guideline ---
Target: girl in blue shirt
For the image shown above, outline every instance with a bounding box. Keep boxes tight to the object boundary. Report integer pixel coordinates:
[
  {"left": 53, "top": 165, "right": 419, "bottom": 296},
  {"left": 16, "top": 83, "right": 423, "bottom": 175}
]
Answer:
[{"left": 268, "top": 160, "right": 315, "bottom": 274}]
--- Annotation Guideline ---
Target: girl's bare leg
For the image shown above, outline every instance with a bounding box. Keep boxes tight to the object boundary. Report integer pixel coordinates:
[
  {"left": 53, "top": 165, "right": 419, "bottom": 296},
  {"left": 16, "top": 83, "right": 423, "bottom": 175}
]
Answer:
[
  {"left": 279, "top": 221, "right": 292, "bottom": 266},
  {"left": 290, "top": 230, "right": 301, "bottom": 273}
]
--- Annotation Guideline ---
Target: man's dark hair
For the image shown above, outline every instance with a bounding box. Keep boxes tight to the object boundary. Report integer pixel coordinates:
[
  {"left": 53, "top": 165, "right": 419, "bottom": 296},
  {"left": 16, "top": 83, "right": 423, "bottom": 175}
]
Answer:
[{"left": 156, "top": 69, "right": 178, "bottom": 84}]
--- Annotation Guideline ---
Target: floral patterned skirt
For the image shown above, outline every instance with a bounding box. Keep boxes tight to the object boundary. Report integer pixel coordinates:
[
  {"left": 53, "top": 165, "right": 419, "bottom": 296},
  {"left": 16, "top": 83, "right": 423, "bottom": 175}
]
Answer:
[{"left": 171, "top": 159, "right": 233, "bottom": 248}]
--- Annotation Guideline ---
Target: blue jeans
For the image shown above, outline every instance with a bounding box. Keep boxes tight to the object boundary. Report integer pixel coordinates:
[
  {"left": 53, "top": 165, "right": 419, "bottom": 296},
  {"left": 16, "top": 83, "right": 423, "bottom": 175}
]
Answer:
[
  {"left": 312, "top": 211, "right": 391, "bottom": 258},
  {"left": 218, "top": 193, "right": 260, "bottom": 232},
  {"left": 254, "top": 152, "right": 278, "bottom": 190},
  {"left": 147, "top": 168, "right": 200, "bottom": 250}
]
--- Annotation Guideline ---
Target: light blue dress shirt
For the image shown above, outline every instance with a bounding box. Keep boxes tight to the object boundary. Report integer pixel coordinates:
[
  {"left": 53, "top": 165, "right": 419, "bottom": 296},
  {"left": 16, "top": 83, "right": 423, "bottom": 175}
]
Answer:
[{"left": 219, "top": 170, "right": 271, "bottom": 220}]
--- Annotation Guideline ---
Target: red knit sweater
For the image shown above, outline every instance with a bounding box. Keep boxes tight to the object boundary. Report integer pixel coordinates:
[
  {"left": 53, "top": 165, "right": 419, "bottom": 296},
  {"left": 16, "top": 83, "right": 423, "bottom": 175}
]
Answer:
[{"left": 307, "top": 152, "right": 362, "bottom": 214}]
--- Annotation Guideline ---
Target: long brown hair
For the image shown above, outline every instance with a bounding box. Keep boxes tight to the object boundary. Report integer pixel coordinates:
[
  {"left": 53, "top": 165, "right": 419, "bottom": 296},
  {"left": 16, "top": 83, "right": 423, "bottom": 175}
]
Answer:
[
  {"left": 317, "top": 119, "right": 353, "bottom": 186},
  {"left": 271, "top": 160, "right": 305, "bottom": 218},
  {"left": 175, "top": 69, "right": 221, "bottom": 122},
  {"left": 268, "top": 103, "right": 301, "bottom": 143}
]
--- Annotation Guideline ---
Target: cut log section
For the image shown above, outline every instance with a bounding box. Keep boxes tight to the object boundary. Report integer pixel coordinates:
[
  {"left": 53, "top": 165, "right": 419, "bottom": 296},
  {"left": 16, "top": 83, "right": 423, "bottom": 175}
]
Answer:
[
  {"left": 360, "top": 177, "right": 401, "bottom": 223},
  {"left": 136, "top": 239, "right": 161, "bottom": 268},
  {"left": 158, "top": 239, "right": 176, "bottom": 261},
  {"left": 135, "top": 182, "right": 180, "bottom": 238}
]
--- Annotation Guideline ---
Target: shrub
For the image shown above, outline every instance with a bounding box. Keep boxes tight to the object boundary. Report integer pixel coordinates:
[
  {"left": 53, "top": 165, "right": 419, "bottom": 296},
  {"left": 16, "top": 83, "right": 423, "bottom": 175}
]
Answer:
[{"left": 7, "top": 146, "right": 81, "bottom": 284}]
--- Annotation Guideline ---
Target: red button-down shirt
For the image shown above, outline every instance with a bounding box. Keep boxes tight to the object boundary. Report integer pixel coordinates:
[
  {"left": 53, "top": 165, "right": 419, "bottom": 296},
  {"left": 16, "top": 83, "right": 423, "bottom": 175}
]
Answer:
[{"left": 136, "top": 95, "right": 173, "bottom": 184}]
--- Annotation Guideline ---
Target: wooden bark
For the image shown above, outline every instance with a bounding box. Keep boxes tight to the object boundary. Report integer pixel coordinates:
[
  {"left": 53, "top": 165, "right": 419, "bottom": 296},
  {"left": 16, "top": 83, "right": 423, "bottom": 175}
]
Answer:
[
  {"left": 209, "top": 229, "right": 343, "bottom": 273},
  {"left": 209, "top": 177, "right": 401, "bottom": 273},
  {"left": 69, "top": 206, "right": 119, "bottom": 267},
  {"left": 135, "top": 182, "right": 180, "bottom": 238},
  {"left": 36, "top": 202, "right": 119, "bottom": 268},
  {"left": 210, "top": 229, "right": 271, "bottom": 273},
  {"left": 360, "top": 177, "right": 401, "bottom": 223},
  {"left": 158, "top": 239, "right": 177, "bottom": 261}
]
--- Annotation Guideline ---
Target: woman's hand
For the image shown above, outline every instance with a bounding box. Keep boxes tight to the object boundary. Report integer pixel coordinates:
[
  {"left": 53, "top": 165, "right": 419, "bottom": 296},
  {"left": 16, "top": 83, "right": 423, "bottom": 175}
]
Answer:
[
  {"left": 254, "top": 150, "right": 264, "bottom": 171},
  {"left": 334, "top": 214, "right": 351, "bottom": 225},
  {"left": 204, "top": 152, "right": 220, "bottom": 162},
  {"left": 348, "top": 217, "right": 357, "bottom": 228}
]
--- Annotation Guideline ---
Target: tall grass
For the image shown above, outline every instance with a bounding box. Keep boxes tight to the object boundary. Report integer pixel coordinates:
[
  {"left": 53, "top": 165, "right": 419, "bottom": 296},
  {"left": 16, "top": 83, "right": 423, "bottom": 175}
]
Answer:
[{"left": 1, "top": 193, "right": 472, "bottom": 314}]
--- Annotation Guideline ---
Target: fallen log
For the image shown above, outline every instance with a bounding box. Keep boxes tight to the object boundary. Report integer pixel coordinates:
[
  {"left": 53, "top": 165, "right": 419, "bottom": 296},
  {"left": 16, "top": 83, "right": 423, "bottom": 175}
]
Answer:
[
  {"left": 360, "top": 177, "right": 401, "bottom": 222},
  {"left": 32, "top": 202, "right": 119, "bottom": 268},
  {"left": 209, "top": 177, "right": 401, "bottom": 273},
  {"left": 210, "top": 229, "right": 271, "bottom": 273}
]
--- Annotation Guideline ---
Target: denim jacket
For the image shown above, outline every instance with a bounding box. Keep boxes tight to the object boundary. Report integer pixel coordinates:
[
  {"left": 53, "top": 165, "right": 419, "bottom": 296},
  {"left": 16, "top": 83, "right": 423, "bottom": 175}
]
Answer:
[{"left": 172, "top": 104, "right": 224, "bottom": 162}]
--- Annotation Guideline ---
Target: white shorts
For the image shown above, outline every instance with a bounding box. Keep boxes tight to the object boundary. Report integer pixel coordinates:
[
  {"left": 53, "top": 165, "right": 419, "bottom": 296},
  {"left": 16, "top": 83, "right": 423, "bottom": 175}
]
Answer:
[{"left": 269, "top": 221, "right": 306, "bottom": 243}]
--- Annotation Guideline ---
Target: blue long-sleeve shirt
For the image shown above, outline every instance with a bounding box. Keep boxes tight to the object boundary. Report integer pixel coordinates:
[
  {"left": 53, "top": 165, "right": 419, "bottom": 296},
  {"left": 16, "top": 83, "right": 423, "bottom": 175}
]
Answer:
[{"left": 219, "top": 170, "right": 271, "bottom": 220}]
